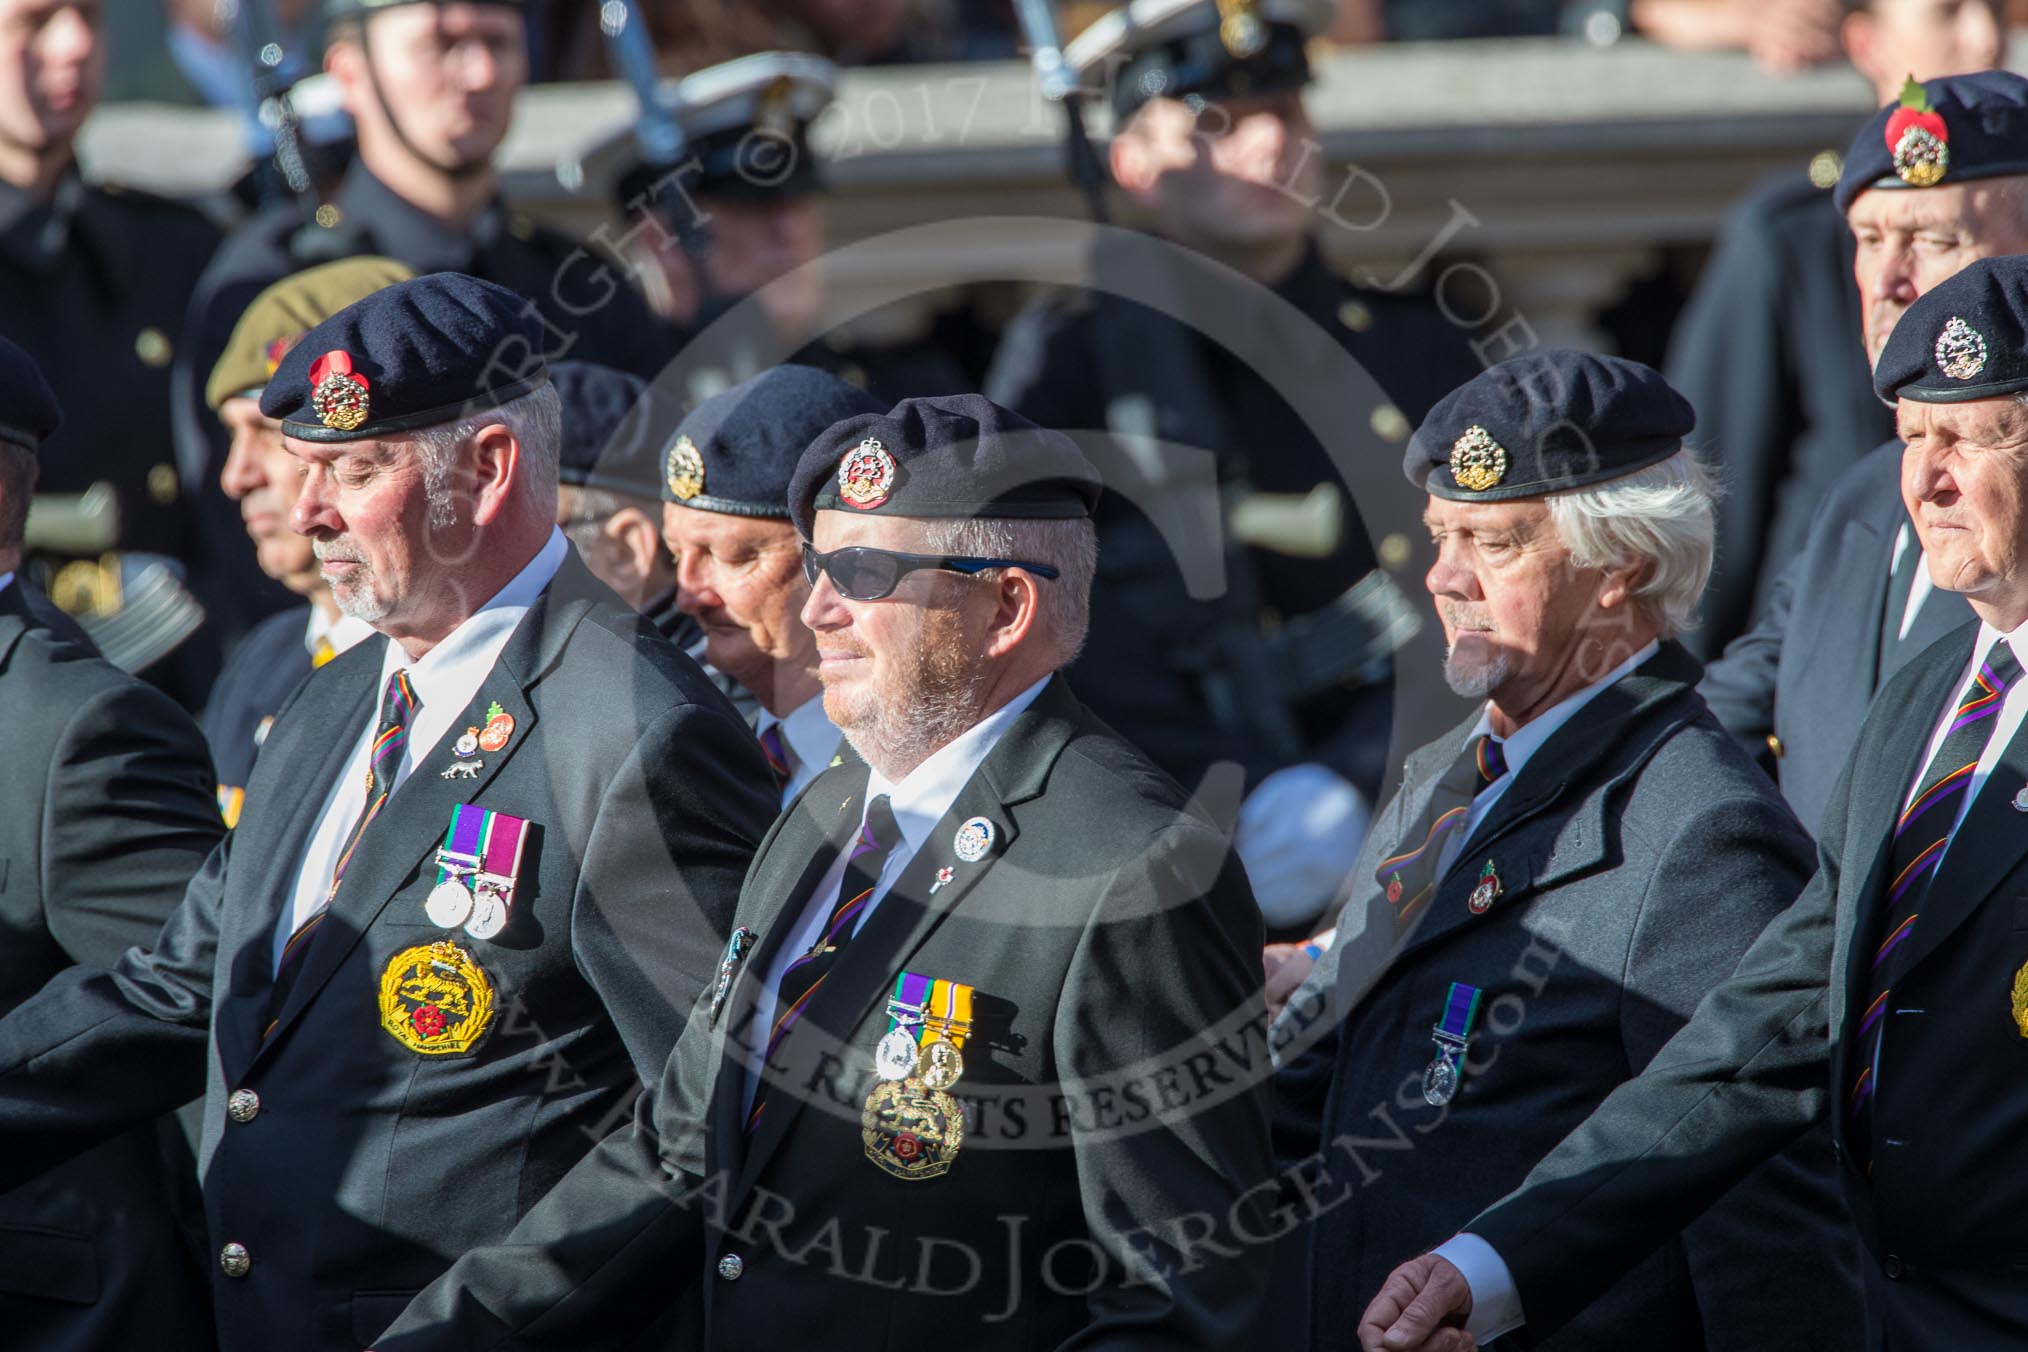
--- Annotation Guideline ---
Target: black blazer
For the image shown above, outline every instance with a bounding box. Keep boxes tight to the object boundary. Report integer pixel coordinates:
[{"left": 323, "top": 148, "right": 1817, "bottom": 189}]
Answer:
[
  {"left": 0, "top": 580, "right": 220, "bottom": 1350},
  {"left": 1274, "top": 642, "right": 1860, "bottom": 1350},
  {"left": 374, "top": 676, "right": 1278, "bottom": 1350},
  {"left": 1700, "top": 438, "right": 1972, "bottom": 831},
  {"left": 0, "top": 557, "right": 775, "bottom": 1352},
  {"left": 1471, "top": 621, "right": 2028, "bottom": 1348}
]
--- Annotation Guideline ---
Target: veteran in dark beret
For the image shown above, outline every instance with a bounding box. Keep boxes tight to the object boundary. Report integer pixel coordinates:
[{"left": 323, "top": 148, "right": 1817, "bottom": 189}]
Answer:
[
  {"left": 1698, "top": 68, "right": 2028, "bottom": 833},
  {"left": 1360, "top": 279, "right": 2028, "bottom": 1350},
  {"left": 201, "top": 256, "right": 413, "bottom": 829},
  {"left": 372, "top": 392, "right": 1277, "bottom": 1350},
  {"left": 658, "top": 363, "right": 882, "bottom": 805},
  {"left": 1265, "top": 351, "right": 1860, "bottom": 1350},
  {"left": 0, "top": 337, "right": 221, "bottom": 1352},
  {"left": 547, "top": 360, "right": 693, "bottom": 643},
  {"left": 0, "top": 273, "right": 777, "bottom": 1352}
]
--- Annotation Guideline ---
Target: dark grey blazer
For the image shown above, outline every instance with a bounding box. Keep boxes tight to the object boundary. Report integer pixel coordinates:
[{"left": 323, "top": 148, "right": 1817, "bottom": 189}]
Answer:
[
  {"left": 0, "top": 580, "right": 219, "bottom": 1351},
  {"left": 0, "top": 557, "right": 775, "bottom": 1352},
  {"left": 1699, "top": 438, "right": 1971, "bottom": 830},
  {"left": 1272, "top": 641, "right": 1862, "bottom": 1350},
  {"left": 373, "top": 675, "right": 1278, "bottom": 1350},
  {"left": 1470, "top": 620, "right": 2028, "bottom": 1349}
]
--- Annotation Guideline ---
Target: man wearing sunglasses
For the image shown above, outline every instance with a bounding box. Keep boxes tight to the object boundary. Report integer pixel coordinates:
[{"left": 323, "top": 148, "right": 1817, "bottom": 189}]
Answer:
[
  {"left": 659, "top": 364, "right": 884, "bottom": 806},
  {"left": 371, "top": 393, "right": 1277, "bottom": 1349}
]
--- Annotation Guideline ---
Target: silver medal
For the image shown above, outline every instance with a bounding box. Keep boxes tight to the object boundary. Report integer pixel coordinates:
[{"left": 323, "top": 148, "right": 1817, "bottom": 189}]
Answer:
[
  {"left": 875, "top": 1028, "right": 921, "bottom": 1082},
  {"left": 425, "top": 879, "right": 474, "bottom": 929},
  {"left": 1422, "top": 1054, "right": 1459, "bottom": 1107},
  {"left": 465, "top": 886, "right": 509, "bottom": 941}
]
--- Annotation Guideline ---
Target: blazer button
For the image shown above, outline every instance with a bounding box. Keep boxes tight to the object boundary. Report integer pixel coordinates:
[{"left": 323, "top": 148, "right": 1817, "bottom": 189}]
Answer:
[
  {"left": 1766, "top": 734, "right": 1785, "bottom": 759},
  {"left": 220, "top": 1242, "right": 252, "bottom": 1278},
  {"left": 227, "top": 1089, "right": 261, "bottom": 1123},
  {"left": 716, "top": 1253, "right": 744, "bottom": 1281},
  {"left": 1884, "top": 1254, "right": 1905, "bottom": 1280}
]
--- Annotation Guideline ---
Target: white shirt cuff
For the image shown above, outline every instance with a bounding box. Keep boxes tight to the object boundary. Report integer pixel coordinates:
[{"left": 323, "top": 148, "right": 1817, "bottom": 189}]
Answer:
[{"left": 1431, "top": 1233, "right": 1525, "bottom": 1342}]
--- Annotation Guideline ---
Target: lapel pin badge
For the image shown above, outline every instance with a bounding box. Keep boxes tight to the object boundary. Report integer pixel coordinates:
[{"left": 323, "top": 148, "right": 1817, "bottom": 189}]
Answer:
[
  {"left": 1467, "top": 860, "right": 1502, "bottom": 914},
  {"left": 953, "top": 817, "right": 994, "bottom": 863},
  {"left": 440, "top": 760, "right": 482, "bottom": 780},
  {"left": 2012, "top": 781, "right": 2028, "bottom": 813},
  {"left": 929, "top": 865, "right": 955, "bottom": 896},
  {"left": 477, "top": 700, "right": 514, "bottom": 754}
]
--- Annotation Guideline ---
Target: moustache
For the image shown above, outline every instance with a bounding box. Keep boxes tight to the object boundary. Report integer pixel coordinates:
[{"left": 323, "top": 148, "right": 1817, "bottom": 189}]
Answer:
[{"left": 313, "top": 541, "right": 365, "bottom": 565}]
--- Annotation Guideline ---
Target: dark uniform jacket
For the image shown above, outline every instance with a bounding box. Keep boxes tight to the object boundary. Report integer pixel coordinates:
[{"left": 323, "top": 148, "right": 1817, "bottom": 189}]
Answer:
[
  {"left": 200, "top": 603, "right": 316, "bottom": 826},
  {"left": 1699, "top": 439, "right": 1971, "bottom": 831},
  {"left": 1666, "top": 168, "right": 1892, "bottom": 655},
  {"left": 0, "top": 170, "right": 221, "bottom": 564},
  {"left": 986, "top": 238, "right": 1480, "bottom": 804},
  {"left": 1272, "top": 643, "right": 1861, "bottom": 1350},
  {"left": 173, "top": 164, "right": 685, "bottom": 650},
  {"left": 0, "top": 557, "right": 775, "bottom": 1352},
  {"left": 1467, "top": 621, "right": 2028, "bottom": 1349},
  {"left": 373, "top": 676, "right": 1277, "bottom": 1350},
  {"left": 0, "top": 579, "right": 221, "bottom": 1351}
]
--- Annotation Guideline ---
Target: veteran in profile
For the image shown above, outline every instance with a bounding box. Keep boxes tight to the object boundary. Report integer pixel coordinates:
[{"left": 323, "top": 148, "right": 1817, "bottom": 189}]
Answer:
[
  {"left": 1271, "top": 352, "right": 1860, "bottom": 1350},
  {"left": 0, "top": 273, "right": 775, "bottom": 1351},
  {"left": 373, "top": 394, "right": 1276, "bottom": 1349}
]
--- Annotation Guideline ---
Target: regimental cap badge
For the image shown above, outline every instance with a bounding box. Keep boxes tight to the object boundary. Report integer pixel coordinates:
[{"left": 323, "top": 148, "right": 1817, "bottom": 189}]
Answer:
[
  {"left": 307, "top": 349, "right": 371, "bottom": 431},
  {"left": 666, "top": 434, "right": 705, "bottom": 501},
  {"left": 1449, "top": 424, "right": 1508, "bottom": 493},
  {"left": 264, "top": 334, "right": 296, "bottom": 378},
  {"left": 1935, "top": 316, "right": 1988, "bottom": 381},
  {"left": 1887, "top": 74, "right": 1950, "bottom": 188},
  {"left": 838, "top": 436, "right": 897, "bottom": 510},
  {"left": 1215, "top": 0, "right": 1267, "bottom": 58}
]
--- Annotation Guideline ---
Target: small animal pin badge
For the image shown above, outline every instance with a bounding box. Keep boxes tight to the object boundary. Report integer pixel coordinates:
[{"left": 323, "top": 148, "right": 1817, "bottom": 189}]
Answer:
[{"left": 440, "top": 760, "right": 482, "bottom": 780}]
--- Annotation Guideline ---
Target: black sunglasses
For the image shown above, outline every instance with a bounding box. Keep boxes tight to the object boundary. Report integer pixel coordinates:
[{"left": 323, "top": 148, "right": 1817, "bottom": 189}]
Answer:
[{"left": 801, "top": 544, "right": 1060, "bottom": 601}]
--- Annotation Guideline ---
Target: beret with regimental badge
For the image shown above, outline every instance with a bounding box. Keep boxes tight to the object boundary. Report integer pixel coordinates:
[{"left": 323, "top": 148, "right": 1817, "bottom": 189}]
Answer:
[
  {"left": 206, "top": 256, "right": 415, "bottom": 411},
  {"left": 790, "top": 393, "right": 1103, "bottom": 538},
  {"left": 617, "top": 51, "right": 837, "bottom": 209},
  {"left": 261, "top": 272, "right": 551, "bottom": 442},
  {"left": 552, "top": 361, "right": 666, "bottom": 501},
  {"left": 0, "top": 335, "right": 60, "bottom": 455},
  {"left": 663, "top": 364, "right": 884, "bottom": 517},
  {"left": 1405, "top": 350, "right": 1695, "bottom": 502},
  {"left": 1873, "top": 254, "right": 2028, "bottom": 404},
  {"left": 1065, "top": 0, "right": 1333, "bottom": 121},
  {"left": 1833, "top": 71, "right": 2028, "bottom": 215}
]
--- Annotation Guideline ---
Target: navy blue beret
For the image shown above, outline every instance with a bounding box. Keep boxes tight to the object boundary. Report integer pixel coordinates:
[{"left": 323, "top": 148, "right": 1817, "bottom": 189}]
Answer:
[
  {"left": 664, "top": 364, "right": 884, "bottom": 518},
  {"left": 790, "top": 393, "right": 1102, "bottom": 538},
  {"left": 1406, "top": 351, "right": 1694, "bottom": 502},
  {"left": 1833, "top": 71, "right": 2028, "bottom": 215},
  {"left": 261, "top": 273, "right": 549, "bottom": 442},
  {"left": 1873, "top": 254, "right": 2028, "bottom": 404},
  {"left": 0, "top": 335, "right": 58, "bottom": 455},
  {"left": 551, "top": 361, "right": 662, "bottom": 500}
]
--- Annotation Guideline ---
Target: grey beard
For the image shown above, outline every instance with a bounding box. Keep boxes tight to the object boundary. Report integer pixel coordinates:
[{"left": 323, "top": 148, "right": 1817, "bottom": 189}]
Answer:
[{"left": 1443, "top": 646, "right": 1512, "bottom": 700}]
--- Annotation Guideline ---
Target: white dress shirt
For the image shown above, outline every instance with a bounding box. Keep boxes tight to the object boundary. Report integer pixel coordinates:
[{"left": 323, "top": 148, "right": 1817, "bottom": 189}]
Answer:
[
  {"left": 305, "top": 605, "right": 375, "bottom": 661},
  {"left": 1435, "top": 640, "right": 1659, "bottom": 877},
  {"left": 757, "top": 694, "right": 842, "bottom": 807},
  {"left": 273, "top": 530, "right": 567, "bottom": 968},
  {"left": 741, "top": 675, "right": 1050, "bottom": 1112},
  {"left": 1436, "top": 625, "right": 2028, "bottom": 1342}
]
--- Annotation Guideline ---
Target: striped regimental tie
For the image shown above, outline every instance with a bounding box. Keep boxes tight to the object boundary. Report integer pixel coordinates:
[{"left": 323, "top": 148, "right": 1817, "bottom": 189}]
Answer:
[
  {"left": 265, "top": 667, "right": 420, "bottom": 1038},
  {"left": 757, "top": 722, "right": 798, "bottom": 795},
  {"left": 747, "top": 794, "right": 901, "bottom": 1136},
  {"left": 1850, "top": 638, "right": 2022, "bottom": 1147},
  {"left": 1376, "top": 732, "right": 1507, "bottom": 937}
]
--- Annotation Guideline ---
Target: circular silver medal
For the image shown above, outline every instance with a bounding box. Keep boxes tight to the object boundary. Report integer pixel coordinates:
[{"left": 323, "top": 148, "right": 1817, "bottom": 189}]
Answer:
[
  {"left": 425, "top": 879, "right": 474, "bottom": 929},
  {"left": 454, "top": 730, "right": 479, "bottom": 758},
  {"left": 1422, "top": 1055, "right": 1459, "bottom": 1107},
  {"left": 465, "top": 887, "right": 508, "bottom": 941},
  {"left": 920, "top": 1039, "right": 964, "bottom": 1092},
  {"left": 875, "top": 1029, "right": 920, "bottom": 1082}
]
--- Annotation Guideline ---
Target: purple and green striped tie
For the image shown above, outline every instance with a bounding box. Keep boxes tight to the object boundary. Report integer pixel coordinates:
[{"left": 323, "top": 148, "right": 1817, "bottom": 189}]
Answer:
[
  {"left": 266, "top": 668, "right": 419, "bottom": 1038},
  {"left": 1851, "top": 639, "right": 2021, "bottom": 1137}
]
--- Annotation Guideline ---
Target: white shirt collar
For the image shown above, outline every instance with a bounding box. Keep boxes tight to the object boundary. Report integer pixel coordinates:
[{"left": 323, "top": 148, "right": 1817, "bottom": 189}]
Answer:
[
  {"left": 305, "top": 604, "right": 376, "bottom": 659},
  {"left": 866, "top": 675, "right": 1052, "bottom": 856},
  {"left": 0, "top": 572, "right": 14, "bottom": 596},
  {"left": 761, "top": 694, "right": 841, "bottom": 774},
  {"left": 373, "top": 528, "right": 568, "bottom": 739},
  {"left": 1465, "top": 639, "right": 1661, "bottom": 777}
]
